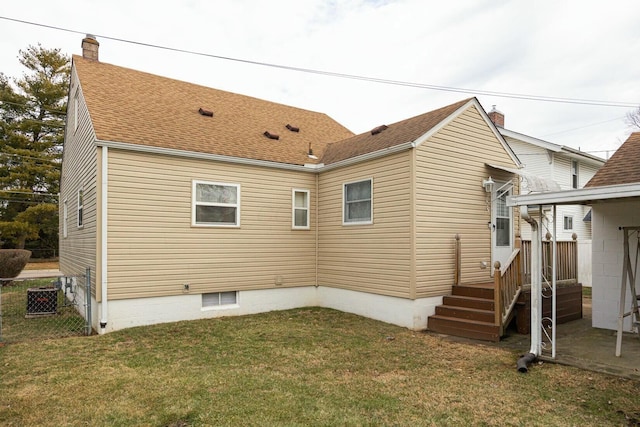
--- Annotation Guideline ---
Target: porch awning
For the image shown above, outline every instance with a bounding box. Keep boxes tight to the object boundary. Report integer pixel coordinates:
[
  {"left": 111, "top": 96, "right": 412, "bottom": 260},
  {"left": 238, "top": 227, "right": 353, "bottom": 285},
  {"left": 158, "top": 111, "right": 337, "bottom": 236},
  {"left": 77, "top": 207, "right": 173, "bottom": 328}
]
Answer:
[{"left": 487, "top": 163, "right": 561, "bottom": 193}]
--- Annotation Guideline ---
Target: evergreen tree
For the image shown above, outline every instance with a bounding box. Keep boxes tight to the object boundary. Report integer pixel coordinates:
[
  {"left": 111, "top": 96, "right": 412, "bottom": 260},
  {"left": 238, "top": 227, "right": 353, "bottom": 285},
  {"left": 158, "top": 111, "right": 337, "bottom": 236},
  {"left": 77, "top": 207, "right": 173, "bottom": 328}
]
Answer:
[{"left": 0, "top": 45, "right": 69, "bottom": 254}]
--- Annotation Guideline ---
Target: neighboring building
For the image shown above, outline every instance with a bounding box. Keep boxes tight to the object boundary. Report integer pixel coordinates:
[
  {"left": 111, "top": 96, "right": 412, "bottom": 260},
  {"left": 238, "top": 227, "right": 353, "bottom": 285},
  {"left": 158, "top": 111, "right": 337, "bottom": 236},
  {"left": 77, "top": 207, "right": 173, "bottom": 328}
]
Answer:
[
  {"left": 488, "top": 108, "right": 605, "bottom": 287},
  {"left": 489, "top": 108, "right": 605, "bottom": 241},
  {"left": 508, "top": 132, "right": 640, "bottom": 332},
  {"left": 61, "top": 36, "right": 522, "bottom": 334}
]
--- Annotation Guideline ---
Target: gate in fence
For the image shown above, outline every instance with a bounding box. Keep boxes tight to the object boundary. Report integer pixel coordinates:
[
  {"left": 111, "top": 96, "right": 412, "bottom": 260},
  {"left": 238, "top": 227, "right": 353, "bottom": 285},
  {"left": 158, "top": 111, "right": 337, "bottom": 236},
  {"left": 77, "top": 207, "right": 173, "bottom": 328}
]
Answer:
[{"left": 0, "top": 268, "right": 92, "bottom": 343}]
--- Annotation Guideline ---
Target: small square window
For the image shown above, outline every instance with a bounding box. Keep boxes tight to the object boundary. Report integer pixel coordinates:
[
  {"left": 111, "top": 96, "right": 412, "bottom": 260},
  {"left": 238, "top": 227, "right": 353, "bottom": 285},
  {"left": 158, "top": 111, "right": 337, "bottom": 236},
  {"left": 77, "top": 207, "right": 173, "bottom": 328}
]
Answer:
[
  {"left": 292, "top": 189, "right": 310, "bottom": 229},
  {"left": 343, "top": 178, "right": 373, "bottom": 225},
  {"left": 202, "top": 291, "right": 238, "bottom": 308},
  {"left": 563, "top": 215, "right": 573, "bottom": 230}
]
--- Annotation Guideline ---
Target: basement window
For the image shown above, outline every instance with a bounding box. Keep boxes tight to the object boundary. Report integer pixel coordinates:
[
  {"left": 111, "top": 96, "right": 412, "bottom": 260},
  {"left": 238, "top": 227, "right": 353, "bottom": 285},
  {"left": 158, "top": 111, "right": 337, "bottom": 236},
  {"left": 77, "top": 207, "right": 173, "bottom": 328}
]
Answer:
[{"left": 202, "top": 291, "right": 238, "bottom": 309}]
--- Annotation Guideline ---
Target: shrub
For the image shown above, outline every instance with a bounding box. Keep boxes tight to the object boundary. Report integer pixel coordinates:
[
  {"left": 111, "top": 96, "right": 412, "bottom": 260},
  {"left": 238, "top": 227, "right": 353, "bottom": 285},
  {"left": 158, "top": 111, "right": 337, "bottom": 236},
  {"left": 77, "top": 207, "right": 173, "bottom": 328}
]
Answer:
[{"left": 0, "top": 249, "right": 32, "bottom": 284}]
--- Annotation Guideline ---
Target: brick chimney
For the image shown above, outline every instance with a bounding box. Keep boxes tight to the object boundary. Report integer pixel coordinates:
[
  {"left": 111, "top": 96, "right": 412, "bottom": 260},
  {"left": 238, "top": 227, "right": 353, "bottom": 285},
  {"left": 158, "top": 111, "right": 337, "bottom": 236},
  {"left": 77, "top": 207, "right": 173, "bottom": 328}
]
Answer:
[
  {"left": 81, "top": 35, "right": 99, "bottom": 61},
  {"left": 488, "top": 105, "right": 504, "bottom": 128}
]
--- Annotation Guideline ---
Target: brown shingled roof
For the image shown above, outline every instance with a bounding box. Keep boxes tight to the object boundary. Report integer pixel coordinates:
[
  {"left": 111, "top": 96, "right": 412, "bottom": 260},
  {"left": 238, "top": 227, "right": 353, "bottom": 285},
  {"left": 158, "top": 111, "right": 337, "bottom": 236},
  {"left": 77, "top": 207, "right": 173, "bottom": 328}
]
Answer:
[
  {"left": 585, "top": 132, "right": 640, "bottom": 187},
  {"left": 321, "top": 98, "right": 472, "bottom": 164},
  {"left": 73, "top": 55, "right": 354, "bottom": 165}
]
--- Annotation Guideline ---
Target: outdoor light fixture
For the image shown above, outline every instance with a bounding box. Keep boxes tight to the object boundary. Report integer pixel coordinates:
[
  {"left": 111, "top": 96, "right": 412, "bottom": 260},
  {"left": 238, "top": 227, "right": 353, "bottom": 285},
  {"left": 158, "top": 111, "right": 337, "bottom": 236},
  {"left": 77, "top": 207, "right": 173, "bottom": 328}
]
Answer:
[{"left": 482, "top": 176, "right": 495, "bottom": 193}]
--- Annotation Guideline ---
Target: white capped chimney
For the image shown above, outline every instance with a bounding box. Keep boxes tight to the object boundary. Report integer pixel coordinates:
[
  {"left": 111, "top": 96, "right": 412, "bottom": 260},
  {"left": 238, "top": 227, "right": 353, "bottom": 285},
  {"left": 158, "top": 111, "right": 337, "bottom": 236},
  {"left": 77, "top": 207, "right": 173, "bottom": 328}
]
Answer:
[{"left": 81, "top": 34, "right": 99, "bottom": 61}]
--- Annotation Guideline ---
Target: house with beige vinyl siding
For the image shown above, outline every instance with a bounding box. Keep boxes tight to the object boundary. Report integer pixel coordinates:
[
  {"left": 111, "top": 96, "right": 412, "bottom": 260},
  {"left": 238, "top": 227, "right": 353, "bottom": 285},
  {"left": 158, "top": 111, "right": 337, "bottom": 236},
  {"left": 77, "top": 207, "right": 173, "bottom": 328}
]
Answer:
[{"left": 60, "top": 36, "right": 522, "bottom": 336}]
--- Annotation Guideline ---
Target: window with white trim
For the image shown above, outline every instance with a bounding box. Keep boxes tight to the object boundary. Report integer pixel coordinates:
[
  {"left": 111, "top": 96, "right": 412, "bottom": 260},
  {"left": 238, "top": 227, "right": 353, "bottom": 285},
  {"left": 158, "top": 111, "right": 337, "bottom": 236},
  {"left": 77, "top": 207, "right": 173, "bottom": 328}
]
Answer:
[
  {"left": 202, "top": 291, "right": 237, "bottom": 308},
  {"left": 77, "top": 189, "right": 84, "bottom": 228},
  {"left": 571, "top": 160, "right": 579, "bottom": 189},
  {"left": 73, "top": 89, "right": 79, "bottom": 132},
  {"left": 192, "top": 181, "right": 240, "bottom": 227},
  {"left": 343, "top": 178, "right": 372, "bottom": 225},
  {"left": 292, "top": 189, "right": 310, "bottom": 229},
  {"left": 63, "top": 200, "right": 68, "bottom": 238},
  {"left": 563, "top": 215, "right": 573, "bottom": 230}
]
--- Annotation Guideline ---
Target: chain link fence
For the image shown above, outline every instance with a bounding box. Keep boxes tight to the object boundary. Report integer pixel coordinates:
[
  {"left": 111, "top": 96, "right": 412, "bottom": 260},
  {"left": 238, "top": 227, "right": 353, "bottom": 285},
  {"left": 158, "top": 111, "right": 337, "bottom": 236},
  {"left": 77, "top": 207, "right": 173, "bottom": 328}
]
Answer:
[{"left": 0, "top": 268, "right": 92, "bottom": 343}]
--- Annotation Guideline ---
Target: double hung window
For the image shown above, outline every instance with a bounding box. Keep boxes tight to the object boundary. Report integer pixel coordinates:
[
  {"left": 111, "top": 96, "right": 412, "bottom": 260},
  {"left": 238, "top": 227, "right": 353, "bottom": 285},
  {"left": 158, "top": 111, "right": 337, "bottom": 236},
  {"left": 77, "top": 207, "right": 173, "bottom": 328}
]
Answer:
[
  {"left": 343, "top": 178, "right": 372, "bottom": 225},
  {"left": 193, "top": 181, "right": 240, "bottom": 226},
  {"left": 292, "top": 189, "right": 310, "bottom": 229}
]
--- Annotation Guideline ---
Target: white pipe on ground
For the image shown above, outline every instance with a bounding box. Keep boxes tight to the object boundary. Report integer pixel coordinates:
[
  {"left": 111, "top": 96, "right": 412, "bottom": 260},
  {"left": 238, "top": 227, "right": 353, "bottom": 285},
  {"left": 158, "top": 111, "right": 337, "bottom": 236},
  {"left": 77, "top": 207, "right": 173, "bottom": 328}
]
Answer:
[{"left": 517, "top": 205, "right": 542, "bottom": 372}]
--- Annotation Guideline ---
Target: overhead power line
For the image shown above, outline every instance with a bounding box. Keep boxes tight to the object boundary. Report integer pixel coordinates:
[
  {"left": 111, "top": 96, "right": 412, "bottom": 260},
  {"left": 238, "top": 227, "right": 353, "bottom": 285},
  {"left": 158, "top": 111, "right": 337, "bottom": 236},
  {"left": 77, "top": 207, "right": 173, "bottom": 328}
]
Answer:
[{"left": 1, "top": 15, "right": 638, "bottom": 109}]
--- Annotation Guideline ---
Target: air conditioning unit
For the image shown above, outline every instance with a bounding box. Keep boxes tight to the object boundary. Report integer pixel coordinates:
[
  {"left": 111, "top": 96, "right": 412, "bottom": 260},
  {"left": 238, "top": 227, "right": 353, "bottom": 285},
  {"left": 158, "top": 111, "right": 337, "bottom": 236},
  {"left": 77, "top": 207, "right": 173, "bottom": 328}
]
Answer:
[{"left": 26, "top": 287, "right": 58, "bottom": 316}]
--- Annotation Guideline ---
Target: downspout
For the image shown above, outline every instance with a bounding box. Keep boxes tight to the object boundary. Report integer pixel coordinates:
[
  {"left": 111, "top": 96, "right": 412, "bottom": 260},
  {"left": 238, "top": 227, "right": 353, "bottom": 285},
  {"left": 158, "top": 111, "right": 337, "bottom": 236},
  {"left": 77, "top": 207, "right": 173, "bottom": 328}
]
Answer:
[
  {"left": 100, "top": 146, "right": 108, "bottom": 331},
  {"left": 315, "top": 172, "right": 319, "bottom": 288},
  {"left": 517, "top": 205, "right": 541, "bottom": 372}
]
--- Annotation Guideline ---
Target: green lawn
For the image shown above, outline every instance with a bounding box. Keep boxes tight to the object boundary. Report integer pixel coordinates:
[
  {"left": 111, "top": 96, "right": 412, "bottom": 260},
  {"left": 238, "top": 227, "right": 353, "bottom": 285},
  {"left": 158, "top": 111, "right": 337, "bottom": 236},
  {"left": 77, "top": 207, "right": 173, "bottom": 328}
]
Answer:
[{"left": 1, "top": 305, "right": 638, "bottom": 426}]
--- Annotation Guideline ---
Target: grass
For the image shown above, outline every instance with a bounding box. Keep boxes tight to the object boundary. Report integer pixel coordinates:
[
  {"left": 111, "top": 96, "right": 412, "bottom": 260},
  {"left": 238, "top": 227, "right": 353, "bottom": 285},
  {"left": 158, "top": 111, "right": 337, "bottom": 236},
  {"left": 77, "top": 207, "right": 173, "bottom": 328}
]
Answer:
[{"left": 1, "top": 307, "right": 639, "bottom": 426}]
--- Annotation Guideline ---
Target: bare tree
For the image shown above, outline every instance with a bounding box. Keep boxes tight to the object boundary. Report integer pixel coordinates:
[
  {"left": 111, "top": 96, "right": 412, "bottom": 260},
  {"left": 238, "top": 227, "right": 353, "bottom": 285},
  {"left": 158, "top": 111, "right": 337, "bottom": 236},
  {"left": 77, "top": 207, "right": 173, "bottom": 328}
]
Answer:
[{"left": 626, "top": 106, "right": 640, "bottom": 129}]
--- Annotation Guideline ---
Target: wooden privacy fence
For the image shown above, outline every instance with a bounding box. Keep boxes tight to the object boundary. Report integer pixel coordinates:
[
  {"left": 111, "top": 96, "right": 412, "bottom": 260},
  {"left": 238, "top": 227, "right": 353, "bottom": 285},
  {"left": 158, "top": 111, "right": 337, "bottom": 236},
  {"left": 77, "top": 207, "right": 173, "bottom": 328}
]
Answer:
[{"left": 521, "top": 235, "right": 578, "bottom": 284}]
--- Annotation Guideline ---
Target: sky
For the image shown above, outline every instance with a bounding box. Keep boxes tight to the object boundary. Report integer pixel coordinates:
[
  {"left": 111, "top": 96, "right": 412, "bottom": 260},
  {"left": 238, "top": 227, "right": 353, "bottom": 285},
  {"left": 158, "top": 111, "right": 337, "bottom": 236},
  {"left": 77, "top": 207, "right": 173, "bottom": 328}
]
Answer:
[{"left": 1, "top": 0, "right": 639, "bottom": 159}]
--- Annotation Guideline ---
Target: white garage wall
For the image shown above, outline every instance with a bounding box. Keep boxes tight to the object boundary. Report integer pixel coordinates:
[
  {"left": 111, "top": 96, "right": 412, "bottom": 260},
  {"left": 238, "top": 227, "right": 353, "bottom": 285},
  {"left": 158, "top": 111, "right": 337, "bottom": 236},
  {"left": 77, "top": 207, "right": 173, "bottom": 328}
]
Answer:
[{"left": 591, "top": 200, "right": 640, "bottom": 331}]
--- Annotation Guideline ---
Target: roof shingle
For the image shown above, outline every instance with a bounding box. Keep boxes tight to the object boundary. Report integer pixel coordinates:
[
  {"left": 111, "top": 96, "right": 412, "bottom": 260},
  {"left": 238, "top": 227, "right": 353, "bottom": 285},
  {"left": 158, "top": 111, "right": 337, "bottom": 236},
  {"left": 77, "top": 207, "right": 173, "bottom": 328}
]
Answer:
[
  {"left": 321, "top": 99, "right": 471, "bottom": 164},
  {"left": 585, "top": 132, "right": 640, "bottom": 187},
  {"left": 73, "top": 55, "right": 354, "bottom": 166}
]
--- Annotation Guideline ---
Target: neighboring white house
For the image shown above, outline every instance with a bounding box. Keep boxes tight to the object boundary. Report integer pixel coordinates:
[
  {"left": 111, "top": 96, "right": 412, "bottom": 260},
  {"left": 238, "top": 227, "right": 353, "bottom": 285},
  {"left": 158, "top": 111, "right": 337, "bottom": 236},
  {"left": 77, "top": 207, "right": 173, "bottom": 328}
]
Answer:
[
  {"left": 508, "top": 132, "right": 640, "bottom": 332},
  {"left": 488, "top": 108, "right": 605, "bottom": 287}
]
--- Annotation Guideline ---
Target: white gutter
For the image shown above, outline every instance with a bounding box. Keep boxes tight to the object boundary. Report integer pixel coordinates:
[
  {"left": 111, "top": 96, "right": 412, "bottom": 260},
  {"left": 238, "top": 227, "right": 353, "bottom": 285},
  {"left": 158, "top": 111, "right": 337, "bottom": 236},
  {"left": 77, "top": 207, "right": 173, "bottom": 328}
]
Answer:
[
  {"left": 100, "top": 146, "right": 108, "bottom": 331},
  {"left": 95, "top": 139, "right": 317, "bottom": 173},
  {"left": 96, "top": 139, "right": 416, "bottom": 174},
  {"left": 507, "top": 182, "right": 640, "bottom": 207},
  {"left": 320, "top": 141, "right": 414, "bottom": 172}
]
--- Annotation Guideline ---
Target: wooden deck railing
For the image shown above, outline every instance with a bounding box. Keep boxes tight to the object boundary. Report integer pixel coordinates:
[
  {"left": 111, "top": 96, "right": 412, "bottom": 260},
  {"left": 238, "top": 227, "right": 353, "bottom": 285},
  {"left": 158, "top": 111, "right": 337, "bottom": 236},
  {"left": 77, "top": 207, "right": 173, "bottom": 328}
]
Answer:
[
  {"left": 494, "top": 235, "right": 523, "bottom": 334},
  {"left": 454, "top": 234, "right": 461, "bottom": 286},
  {"left": 452, "top": 233, "right": 578, "bottom": 337},
  {"left": 521, "top": 234, "right": 578, "bottom": 284}
]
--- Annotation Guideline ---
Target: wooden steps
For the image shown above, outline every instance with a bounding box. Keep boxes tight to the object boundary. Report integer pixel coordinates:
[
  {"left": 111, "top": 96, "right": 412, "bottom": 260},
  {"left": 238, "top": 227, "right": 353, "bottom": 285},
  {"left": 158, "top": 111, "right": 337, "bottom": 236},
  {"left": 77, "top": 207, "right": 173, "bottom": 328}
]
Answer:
[{"left": 428, "top": 283, "right": 501, "bottom": 342}]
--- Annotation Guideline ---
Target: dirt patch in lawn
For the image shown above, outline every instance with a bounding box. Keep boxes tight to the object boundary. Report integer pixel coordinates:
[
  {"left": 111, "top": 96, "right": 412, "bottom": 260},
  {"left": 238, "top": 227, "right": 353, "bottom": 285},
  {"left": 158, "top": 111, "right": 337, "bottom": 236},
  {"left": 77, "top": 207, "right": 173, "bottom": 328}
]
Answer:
[{"left": 24, "top": 261, "right": 59, "bottom": 270}]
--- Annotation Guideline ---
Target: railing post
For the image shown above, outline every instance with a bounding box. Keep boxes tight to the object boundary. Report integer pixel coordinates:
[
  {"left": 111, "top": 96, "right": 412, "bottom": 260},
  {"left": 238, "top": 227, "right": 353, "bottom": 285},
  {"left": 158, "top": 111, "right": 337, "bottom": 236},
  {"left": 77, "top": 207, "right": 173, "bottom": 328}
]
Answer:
[
  {"left": 494, "top": 261, "right": 501, "bottom": 326},
  {"left": 515, "top": 233, "right": 522, "bottom": 287},
  {"left": 454, "top": 234, "right": 461, "bottom": 286},
  {"left": 572, "top": 232, "right": 578, "bottom": 282}
]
